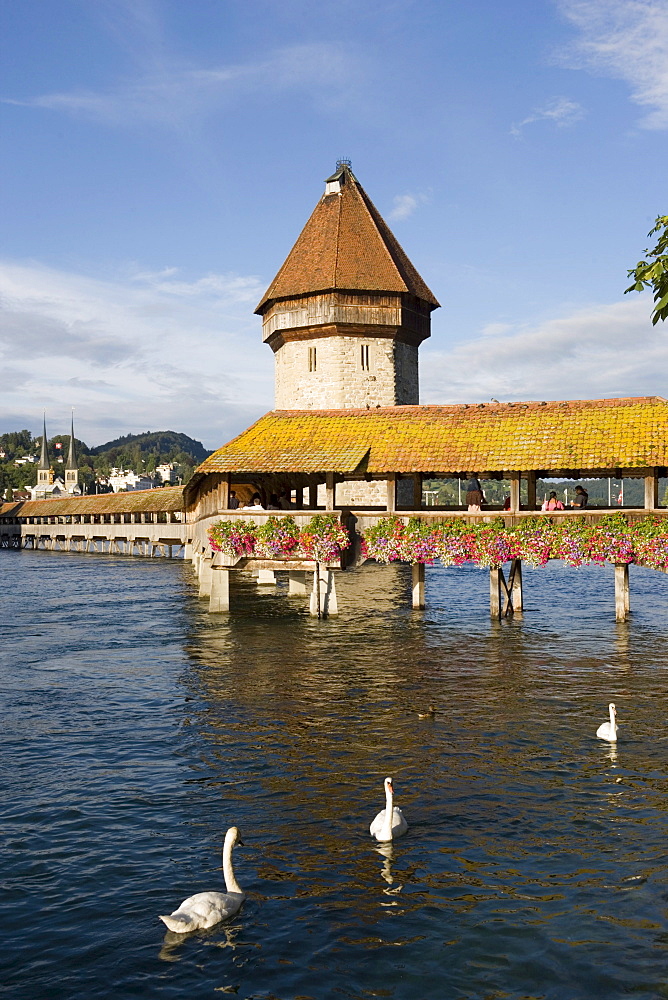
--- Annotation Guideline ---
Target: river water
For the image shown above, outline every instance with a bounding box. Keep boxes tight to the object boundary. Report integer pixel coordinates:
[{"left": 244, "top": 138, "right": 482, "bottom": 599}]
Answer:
[{"left": 1, "top": 550, "right": 668, "bottom": 1000}]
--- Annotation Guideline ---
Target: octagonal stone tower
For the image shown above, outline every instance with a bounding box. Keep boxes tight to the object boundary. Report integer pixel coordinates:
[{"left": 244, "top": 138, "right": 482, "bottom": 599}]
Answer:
[{"left": 255, "top": 162, "right": 439, "bottom": 410}]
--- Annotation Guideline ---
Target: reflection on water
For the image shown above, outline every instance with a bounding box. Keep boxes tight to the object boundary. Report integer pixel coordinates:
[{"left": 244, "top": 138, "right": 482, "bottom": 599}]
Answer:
[{"left": 1, "top": 552, "right": 668, "bottom": 1000}]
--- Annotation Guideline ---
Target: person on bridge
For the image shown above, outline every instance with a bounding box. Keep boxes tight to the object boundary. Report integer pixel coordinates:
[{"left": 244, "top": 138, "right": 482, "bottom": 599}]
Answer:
[
  {"left": 570, "top": 486, "right": 588, "bottom": 509},
  {"left": 542, "top": 491, "right": 565, "bottom": 511},
  {"left": 465, "top": 475, "right": 485, "bottom": 511},
  {"left": 243, "top": 493, "right": 265, "bottom": 510}
]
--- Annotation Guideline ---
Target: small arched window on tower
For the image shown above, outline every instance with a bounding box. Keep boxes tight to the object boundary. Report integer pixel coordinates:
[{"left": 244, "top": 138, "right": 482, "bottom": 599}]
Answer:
[
  {"left": 308, "top": 346, "right": 317, "bottom": 372},
  {"left": 360, "top": 343, "right": 371, "bottom": 371}
]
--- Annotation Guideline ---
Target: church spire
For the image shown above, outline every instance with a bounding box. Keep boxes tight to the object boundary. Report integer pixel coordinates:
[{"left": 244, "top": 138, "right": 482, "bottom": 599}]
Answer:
[
  {"left": 38, "top": 413, "right": 49, "bottom": 470},
  {"left": 37, "top": 413, "right": 52, "bottom": 491},
  {"left": 66, "top": 411, "right": 77, "bottom": 470},
  {"left": 65, "top": 410, "right": 80, "bottom": 494}
]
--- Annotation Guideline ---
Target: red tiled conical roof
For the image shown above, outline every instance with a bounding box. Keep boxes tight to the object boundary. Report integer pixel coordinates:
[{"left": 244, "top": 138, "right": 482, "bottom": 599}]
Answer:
[{"left": 256, "top": 165, "right": 439, "bottom": 313}]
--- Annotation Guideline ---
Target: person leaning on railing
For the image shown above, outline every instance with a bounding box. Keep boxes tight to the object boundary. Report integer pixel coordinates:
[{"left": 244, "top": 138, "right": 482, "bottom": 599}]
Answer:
[
  {"left": 570, "top": 486, "right": 588, "bottom": 509},
  {"left": 542, "top": 491, "right": 565, "bottom": 511},
  {"left": 465, "top": 475, "right": 485, "bottom": 512}
]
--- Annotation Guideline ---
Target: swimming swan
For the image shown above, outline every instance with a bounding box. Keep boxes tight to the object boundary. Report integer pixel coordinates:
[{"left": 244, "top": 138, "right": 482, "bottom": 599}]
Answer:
[
  {"left": 370, "top": 777, "right": 408, "bottom": 842},
  {"left": 596, "top": 703, "right": 618, "bottom": 742},
  {"left": 159, "top": 826, "right": 245, "bottom": 933}
]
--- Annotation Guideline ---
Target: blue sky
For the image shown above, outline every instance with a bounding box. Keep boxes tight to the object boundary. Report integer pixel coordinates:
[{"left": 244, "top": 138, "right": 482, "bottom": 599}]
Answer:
[{"left": 1, "top": 0, "right": 667, "bottom": 449}]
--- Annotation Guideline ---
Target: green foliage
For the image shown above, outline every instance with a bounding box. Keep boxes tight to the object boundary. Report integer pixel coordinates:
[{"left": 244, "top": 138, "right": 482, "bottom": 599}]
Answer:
[
  {"left": 89, "top": 430, "right": 210, "bottom": 463},
  {"left": 625, "top": 215, "right": 668, "bottom": 325},
  {"left": 0, "top": 430, "right": 33, "bottom": 457}
]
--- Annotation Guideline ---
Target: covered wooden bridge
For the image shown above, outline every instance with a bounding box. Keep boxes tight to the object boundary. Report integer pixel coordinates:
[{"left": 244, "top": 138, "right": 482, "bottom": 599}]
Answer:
[
  {"left": 183, "top": 395, "right": 668, "bottom": 620},
  {"left": 0, "top": 486, "right": 188, "bottom": 558}
]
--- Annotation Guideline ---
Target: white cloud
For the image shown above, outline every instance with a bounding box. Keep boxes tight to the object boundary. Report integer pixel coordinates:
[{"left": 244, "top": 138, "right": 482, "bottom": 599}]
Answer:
[
  {"left": 510, "top": 96, "right": 586, "bottom": 136},
  {"left": 2, "top": 43, "right": 365, "bottom": 129},
  {"left": 421, "top": 296, "right": 666, "bottom": 403},
  {"left": 389, "top": 194, "right": 419, "bottom": 221},
  {"left": 557, "top": 0, "right": 668, "bottom": 129},
  {"left": 388, "top": 191, "right": 431, "bottom": 221},
  {"left": 0, "top": 261, "right": 272, "bottom": 448},
  {"left": 480, "top": 322, "right": 514, "bottom": 337}
]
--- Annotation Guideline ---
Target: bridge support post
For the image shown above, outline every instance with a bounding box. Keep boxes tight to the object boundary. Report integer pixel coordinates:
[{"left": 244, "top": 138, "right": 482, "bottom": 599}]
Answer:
[
  {"left": 199, "top": 557, "right": 213, "bottom": 598},
  {"left": 490, "top": 561, "right": 523, "bottom": 618},
  {"left": 257, "top": 569, "right": 276, "bottom": 585},
  {"left": 288, "top": 570, "right": 307, "bottom": 595},
  {"left": 490, "top": 567, "right": 502, "bottom": 619},
  {"left": 412, "top": 563, "right": 425, "bottom": 609},
  {"left": 510, "top": 559, "right": 523, "bottom": 614},
  {"left": 184, "top": 541, "right": 193, "bottom": 561},
  {"left": 615, "top": 563, "right": 630, "bottom": 621},
  {"left": 209, "top": 567, "right": 230, "bottom": 612},
  {"left": 310, "top": 566, "right": 338, "bottom": 617}
]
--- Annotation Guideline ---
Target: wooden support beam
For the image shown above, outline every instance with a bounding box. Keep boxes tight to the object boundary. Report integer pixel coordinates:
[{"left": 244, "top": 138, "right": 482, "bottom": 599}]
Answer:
[
  {"left": 509, "top": 474, "right": 521, "bottom": 513},
  {"left": 309, "top": 484, "right": 318, "bottom": 509},
  {"left": 412, "top": 474, "right": 422, "bottom": 510},
  {"left": 526, "top": 471, "right": 536, "bottom": 511},
  {"left": 615, "top": 563, "right": 630, "bottom": 621},
  {"left": 510, "top": 558, "right": 523, "bottom": 614},
  {"left": 325, "top": 473, "right": 336, "bottom": 511},
  {"left": 219, "top": 473, "right": 230, "bottom": 510},
  {"left": 490, "top": 567, "right": 502, "bottom": 619},
  {"left": 386, "top": 473, "right": 397, "bottom": 512},
  {"left": 644, "top": 469, "right": 658, "bottom": 511},
  {"left": 412, "top": 562, "right": 425, "bottom": 609},
  {"left": 491, "top": 561, "right": 523, "bottom": 618}
]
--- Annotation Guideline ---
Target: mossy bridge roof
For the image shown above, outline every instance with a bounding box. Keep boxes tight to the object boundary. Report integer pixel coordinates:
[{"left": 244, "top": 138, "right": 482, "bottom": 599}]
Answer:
[{"left": 196, "top": 397, "right": 668, "bottom": 476}]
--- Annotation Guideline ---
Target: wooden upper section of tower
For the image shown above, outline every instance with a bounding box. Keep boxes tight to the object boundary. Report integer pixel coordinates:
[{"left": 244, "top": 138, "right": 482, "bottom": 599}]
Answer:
[{"left": 255, "top": 163, "right": 440, "bottom": 314}]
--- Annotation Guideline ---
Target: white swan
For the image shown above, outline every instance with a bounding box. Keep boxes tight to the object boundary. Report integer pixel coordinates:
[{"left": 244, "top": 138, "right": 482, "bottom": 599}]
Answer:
[
  {"left": 596, "top": 702, "right": 618, "bottom": 742},
  {"left": 159, "top": 827, "right": 245, "bottom": 933},
  {"left": 370, "top": 777, "right": 408, "bottom": 842}
]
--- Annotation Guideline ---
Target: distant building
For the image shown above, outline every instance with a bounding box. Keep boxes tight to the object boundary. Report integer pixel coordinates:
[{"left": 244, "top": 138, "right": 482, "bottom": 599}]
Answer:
[
  {"left": 108, "top": 469, "right": 156, "bottom": 492},
  {"left": 156, "top": 463, "right": 176, "bottom": 484}
]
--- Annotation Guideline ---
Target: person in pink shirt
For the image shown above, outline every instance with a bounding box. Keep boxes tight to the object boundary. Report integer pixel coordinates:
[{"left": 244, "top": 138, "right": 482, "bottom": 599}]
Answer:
[{"left": 542, "top": 491, "right": 565, "bottom": 511}]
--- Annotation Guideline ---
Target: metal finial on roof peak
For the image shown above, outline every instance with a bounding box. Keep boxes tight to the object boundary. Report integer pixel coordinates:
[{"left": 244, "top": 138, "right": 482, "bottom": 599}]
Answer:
[{"left": 336, "top": 158, "right": 352, "bottom": 169}]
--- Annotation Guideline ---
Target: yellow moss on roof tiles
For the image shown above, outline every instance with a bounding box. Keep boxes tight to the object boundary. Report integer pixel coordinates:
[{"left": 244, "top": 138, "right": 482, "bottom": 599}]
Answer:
[{"left": 196, "top": 397, "right": 668, "bottom": 475}]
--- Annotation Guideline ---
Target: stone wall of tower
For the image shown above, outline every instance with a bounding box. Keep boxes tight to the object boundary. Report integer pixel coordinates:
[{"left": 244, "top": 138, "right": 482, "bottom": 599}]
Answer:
[{"left": 273, "top": 335, "right": 419, "bottom": 409}]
